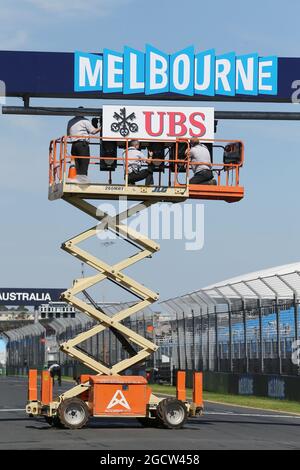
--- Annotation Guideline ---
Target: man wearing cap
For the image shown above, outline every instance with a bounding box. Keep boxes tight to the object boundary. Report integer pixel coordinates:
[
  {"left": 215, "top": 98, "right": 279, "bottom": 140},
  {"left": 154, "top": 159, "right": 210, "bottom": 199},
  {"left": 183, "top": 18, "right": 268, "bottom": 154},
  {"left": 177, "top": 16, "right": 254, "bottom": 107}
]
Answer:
[
  {"left": 67, "top": 108, "right": 101, "bottom": 183},
  {"left": 187, "top": 137, "right": 215, "bottom": 184}
]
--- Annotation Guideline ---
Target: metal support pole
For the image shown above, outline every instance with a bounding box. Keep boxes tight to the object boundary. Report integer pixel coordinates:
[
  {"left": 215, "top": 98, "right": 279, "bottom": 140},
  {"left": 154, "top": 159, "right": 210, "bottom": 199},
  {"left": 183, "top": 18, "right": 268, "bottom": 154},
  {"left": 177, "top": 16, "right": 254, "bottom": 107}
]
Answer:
[
  {"left": 200, "top": 310, "right": 203, "bottom": 370},
  {"left": 207, "top": 312, "right": 210, "bottom": 371},
  {"left": 242, "top": 300, "right": 249, "bottom": 373},
  {"left": 294, "top": 294, "right": 299, "bottom": 342},
  {"left": 192, "top": 310, "right": 196, "bottom": 371},
  {"left": 215, "top": 307, "right": 219, "bottom": 372},
  {"left": 176, "top": 313, "right": 181, "bottom": 371},
  {"left": 258, "top": 300, "right": 264, "bottom": 374},
  {"left": 4, "top": 106, "right": 300, "bottom": 121},
  {"left": 228, "top": 308, "right": 233, "bottom": 373},
  {"left": 183, "top": 313, "right": 188, "bottom": 371},
  {"left": 275, "top": 298, "right": 282, "bottom": 375}
]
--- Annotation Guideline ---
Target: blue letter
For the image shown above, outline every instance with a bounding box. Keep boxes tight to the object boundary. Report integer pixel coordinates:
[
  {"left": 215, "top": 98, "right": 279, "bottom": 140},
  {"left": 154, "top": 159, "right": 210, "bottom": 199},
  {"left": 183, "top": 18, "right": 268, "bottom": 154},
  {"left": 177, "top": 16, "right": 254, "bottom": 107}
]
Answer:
[
  {"left": 103, "top": 49, "right": 123, "bottom": 93},
  {"left": 258, "top": 56, "right": 278, "bottom": 95},
  {"left": 170, "top": 46, "right": 194, "bottom": 96},
  {"left": 194, "top": 49, "right": 215, "bottom": 96},
  {"left": 236, "top": 53, "right": 258, "bottom": 95},
  {"left": 74, "top": 51, "right": 102, "bottom": 92},
  {"left": 145, "top": 44, "right": 169, "bottom": 95},
  {"left": 123, "top": 46, "right": 145, "bottom": 94},
  {"left": 215, "top": 52, "right": 236, "bottom": 96}
]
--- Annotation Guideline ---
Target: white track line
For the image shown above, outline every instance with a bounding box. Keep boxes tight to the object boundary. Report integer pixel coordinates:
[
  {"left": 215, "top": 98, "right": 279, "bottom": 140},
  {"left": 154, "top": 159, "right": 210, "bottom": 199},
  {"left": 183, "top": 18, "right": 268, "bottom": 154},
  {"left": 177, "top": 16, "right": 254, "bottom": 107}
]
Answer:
[
  {"left": 205, "top": 411, "right": 300, "bottom": 419},
  {"left": 0, "top": 409, "right": 25, "bottom": 412},
  {"left": 0, "top": 408, "right": 299, "bottom": 421},
  {"left": 0, "top": 409, "right": 299, "bottom": 420}
]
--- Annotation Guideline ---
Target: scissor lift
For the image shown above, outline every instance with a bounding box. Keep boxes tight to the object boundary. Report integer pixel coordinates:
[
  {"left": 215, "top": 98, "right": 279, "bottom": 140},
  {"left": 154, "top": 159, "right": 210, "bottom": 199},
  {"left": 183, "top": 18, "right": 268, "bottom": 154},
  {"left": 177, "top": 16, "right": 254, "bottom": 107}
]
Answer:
[{"left": 26, "top": 135, "right": 244, "bottom": 429}]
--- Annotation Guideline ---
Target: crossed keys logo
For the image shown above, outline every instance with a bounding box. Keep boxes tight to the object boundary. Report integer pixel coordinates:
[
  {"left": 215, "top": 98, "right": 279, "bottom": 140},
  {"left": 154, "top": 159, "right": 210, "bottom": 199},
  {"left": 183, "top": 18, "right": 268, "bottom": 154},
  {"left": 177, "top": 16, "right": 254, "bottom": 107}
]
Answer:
[{"left": 110, "top": 107, "right": 139, "bottom": 137}]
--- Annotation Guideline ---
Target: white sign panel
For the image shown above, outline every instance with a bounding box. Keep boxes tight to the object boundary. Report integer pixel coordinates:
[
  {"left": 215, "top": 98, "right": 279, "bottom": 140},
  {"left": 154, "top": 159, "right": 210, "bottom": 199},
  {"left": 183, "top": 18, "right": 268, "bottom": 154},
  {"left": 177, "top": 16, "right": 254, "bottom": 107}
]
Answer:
[{"left": 102, "top": 105, "right": 214, "bottom": 141}]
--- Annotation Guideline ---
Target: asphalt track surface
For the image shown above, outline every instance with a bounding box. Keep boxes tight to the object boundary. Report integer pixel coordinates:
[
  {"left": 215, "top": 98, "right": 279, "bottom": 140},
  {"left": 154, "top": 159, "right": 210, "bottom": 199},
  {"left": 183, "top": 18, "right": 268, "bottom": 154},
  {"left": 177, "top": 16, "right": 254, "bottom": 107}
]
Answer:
[{"left": 0, "top": 376, "right": 300, "bottom": 450}]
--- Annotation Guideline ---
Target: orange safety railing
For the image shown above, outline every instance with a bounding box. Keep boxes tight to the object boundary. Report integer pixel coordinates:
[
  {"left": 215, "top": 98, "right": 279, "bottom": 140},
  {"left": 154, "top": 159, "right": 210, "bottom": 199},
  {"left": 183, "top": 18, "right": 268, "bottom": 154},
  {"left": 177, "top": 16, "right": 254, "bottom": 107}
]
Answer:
[{"left": 49, "top": 136, "right": 244, "bottom": 191}]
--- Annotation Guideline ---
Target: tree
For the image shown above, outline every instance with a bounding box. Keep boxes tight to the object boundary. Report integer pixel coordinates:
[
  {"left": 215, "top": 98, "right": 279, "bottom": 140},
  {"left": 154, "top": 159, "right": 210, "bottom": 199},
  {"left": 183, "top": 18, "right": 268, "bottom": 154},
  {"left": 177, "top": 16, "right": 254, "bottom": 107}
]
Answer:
[{"left": 15, "top": 305, "right": 29, "bottom": 312}]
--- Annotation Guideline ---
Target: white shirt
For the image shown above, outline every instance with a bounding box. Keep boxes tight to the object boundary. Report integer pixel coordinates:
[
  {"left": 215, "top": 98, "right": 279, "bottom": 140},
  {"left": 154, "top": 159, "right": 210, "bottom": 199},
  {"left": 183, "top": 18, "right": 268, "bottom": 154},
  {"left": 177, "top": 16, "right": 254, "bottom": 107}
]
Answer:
[
  {"left": 123, "top": 146, "right": 145, "bottom": 174},
  {"left": 189, "top": 144, "right": 211, "bottom": 174},
  {"left": 48, "top": 364, "right": 60, "bottom": 371},
  {"left": 67, "top": 116, "right": 95, "bottom": 141}
]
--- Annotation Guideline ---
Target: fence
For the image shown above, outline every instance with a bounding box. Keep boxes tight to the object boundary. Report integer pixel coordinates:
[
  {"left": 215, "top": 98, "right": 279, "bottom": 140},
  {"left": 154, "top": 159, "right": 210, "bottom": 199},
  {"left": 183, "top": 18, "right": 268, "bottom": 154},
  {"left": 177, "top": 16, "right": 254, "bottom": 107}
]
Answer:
[
  {"left": 4, "top": 323, "right": 46, "bottom": 375},
  {"left": 3, "top": 299, "right": 299, "bottom": 380},
  {"left": 170, "top": 300, "right": 300, "bottom": 376}
]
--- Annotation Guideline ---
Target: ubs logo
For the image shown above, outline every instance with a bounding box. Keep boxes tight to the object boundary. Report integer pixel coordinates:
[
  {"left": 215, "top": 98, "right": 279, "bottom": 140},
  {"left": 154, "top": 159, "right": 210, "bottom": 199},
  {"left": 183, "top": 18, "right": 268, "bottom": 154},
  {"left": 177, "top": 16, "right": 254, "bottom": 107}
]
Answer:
[{"left": 111, "top": 107, "right": 139, "bottom": 137}]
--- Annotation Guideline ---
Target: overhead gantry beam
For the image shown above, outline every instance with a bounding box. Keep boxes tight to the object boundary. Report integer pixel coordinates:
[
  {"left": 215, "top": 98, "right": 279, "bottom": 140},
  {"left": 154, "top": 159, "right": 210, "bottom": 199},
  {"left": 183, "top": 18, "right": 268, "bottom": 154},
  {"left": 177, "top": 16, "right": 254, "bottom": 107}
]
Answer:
[{"left": 3, "top": 106, "right": 300, "bottom": 120}]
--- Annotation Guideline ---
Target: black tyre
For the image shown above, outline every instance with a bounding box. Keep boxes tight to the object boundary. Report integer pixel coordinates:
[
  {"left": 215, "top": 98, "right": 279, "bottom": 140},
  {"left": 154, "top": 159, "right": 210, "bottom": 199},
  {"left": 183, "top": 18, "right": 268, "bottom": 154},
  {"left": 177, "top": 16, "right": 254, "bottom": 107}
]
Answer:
[
  {"left": 157, "top": 398, "right": 187, "bottom": 429},
  {"left": 57, "top": 398, "right": 90, "bottom": 430}
]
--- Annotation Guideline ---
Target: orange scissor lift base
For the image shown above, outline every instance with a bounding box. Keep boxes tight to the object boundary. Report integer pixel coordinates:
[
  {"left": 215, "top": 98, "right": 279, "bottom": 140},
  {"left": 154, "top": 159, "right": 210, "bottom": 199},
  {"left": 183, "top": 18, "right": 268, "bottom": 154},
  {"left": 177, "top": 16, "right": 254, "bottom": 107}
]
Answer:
[
  {"left": 89, "top": 376, "right": 151, "bottom": 417},
  {"left": 27, "top": 370, "right": 203, "bottom": 429}
]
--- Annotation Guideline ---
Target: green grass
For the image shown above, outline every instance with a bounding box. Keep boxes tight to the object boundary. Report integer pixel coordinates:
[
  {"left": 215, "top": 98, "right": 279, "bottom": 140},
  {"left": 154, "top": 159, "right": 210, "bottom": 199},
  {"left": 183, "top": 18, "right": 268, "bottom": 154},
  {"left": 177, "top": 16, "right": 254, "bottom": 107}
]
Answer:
[
  {"left": 151, "top": 384, "right": 300, "bottom": 415},
  {"left": 61, "top": 375, "right": 75, "bottom": 382},
  {"left": 10, "top": 374, "right": 300, "bottom": 415}
]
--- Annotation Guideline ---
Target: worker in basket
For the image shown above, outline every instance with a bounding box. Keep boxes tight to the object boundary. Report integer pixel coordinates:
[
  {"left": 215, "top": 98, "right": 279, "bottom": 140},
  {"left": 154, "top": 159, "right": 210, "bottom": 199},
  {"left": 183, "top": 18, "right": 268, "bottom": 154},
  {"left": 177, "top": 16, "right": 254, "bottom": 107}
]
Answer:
[
  {"left": 123, "top": 139, "right": 154, "bottom": 185},
  {"left": 186, "top": 137, "right": 216, "bottom": 185},
  {"left": 67, "top": 107, "right": 101, "bottom": 183}
]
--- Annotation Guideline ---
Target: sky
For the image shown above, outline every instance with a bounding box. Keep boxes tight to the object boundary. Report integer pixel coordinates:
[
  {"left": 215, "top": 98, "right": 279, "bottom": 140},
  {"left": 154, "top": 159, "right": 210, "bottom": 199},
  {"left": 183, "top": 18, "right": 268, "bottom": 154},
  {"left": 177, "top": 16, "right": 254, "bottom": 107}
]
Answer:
[{"left": 0, "top": 0, "right": 300, "bottom": 306}]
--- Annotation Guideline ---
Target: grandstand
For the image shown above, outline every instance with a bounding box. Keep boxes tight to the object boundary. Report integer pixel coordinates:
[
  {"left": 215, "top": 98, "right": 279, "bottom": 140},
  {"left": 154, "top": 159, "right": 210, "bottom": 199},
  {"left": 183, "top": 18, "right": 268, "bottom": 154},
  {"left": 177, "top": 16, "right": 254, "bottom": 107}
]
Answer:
[{"left": 160, "top": 262, "right": 300, "bottom": 376}]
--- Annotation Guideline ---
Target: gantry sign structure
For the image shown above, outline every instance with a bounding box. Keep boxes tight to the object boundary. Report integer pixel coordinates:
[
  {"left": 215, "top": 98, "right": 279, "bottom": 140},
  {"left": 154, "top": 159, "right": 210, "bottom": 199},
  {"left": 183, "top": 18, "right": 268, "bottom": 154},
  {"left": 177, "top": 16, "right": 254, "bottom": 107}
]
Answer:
[{"left": 1, "top": 47, "right": 300, "bottom": 428}]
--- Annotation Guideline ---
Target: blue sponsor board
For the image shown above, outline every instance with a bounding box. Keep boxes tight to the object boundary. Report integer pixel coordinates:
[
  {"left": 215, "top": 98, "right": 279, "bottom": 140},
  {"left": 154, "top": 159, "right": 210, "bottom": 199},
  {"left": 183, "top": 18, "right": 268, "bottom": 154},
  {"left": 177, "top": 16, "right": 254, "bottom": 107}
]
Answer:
[
  {"left": 0, "top": 49, "right": 298, "bottom": 102},
  {"left": 238, "top": 375, "right": 254, "bottom": 395},
  {"left": 0, "top": 288, "right": 65, "bottom": 307},
  {"left": 268, "top": 377, "right": 285, "bottom": 399}
]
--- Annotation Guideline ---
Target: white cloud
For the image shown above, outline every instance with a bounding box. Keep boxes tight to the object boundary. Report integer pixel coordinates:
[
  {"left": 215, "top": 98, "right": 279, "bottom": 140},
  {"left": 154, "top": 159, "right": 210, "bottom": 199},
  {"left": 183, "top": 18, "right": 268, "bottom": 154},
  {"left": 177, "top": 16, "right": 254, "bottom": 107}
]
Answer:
[
  {"left": 0, "top": 30, "right": 29, "bottom": 49},
  {"left": 25, "top": 0, "right": 134, "bottom": 16}
]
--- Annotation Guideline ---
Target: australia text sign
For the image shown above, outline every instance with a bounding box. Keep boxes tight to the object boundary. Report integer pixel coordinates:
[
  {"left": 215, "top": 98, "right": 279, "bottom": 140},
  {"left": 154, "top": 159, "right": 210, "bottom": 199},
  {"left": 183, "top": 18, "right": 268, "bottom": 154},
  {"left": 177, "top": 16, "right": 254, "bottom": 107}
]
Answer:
[
  {"left": 102, "top": 105, "right": 214, "bottom": 140},
  {"left": 74, "top": 46, "right": 278, "bottom": 97},
  {"left": 0, "top": 288, "right": 66, "bottom": 307}
]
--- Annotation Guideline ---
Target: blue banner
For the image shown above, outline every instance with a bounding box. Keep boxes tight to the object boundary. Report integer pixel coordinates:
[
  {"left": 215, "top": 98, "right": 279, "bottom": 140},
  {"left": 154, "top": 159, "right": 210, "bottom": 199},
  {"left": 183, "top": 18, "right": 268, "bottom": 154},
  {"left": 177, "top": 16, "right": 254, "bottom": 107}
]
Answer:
[
  {"left": 0, "top": 288, "right": 66, "bottom": 307},
  {"left": 0, "top": 49, "right": 297, "bottom": 103}
]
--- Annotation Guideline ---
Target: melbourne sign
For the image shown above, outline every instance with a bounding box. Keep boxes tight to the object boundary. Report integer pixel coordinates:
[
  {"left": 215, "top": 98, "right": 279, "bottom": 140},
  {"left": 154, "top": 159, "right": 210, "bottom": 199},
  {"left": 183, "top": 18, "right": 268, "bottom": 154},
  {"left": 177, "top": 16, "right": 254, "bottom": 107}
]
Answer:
[
  {"left": 74, "top": 46, "right": 278, "bottom": 97},
  {"left": 1, "top": 50, "right": 298, "bottom": 103},
  {"left": 102, "top": 105, "right": 214, "bottom": 140},
  {"left": 0, "top": 288, "right": 65, "bottom": 307}
]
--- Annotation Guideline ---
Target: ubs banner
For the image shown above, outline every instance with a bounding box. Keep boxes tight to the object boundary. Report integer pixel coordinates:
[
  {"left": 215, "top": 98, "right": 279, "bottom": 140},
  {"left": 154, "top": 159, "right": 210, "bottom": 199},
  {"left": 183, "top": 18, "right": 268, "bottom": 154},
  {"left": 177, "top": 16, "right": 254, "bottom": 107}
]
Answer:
[
  {"left": 102, "top": 105, "right": 214, "bottom": 140},
  {"left": 0, "top": 288, "right": 65, "bottom": 307}
]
